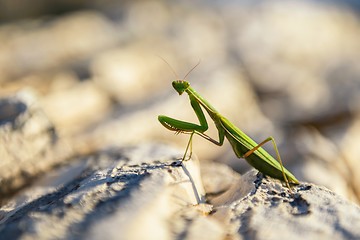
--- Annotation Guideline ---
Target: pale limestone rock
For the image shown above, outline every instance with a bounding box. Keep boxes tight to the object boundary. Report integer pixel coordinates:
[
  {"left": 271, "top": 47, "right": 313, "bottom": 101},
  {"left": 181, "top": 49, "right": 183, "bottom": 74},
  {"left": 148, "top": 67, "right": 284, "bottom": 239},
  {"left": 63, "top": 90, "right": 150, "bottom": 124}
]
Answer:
[
  {"left": 212, "top": 170, "right": 360, "bottom": 240},
  {"left": 1, "top": 144, "right": 359, "bottom": 240},
  {"left": 0, "top": 145, "right": 224, "bottom": 240},
  {"left": 0, "top": 90, "right": 71, "bottom": 198},
  {"left": 41, "top": 80, "right": 111, "bottom": 136}
]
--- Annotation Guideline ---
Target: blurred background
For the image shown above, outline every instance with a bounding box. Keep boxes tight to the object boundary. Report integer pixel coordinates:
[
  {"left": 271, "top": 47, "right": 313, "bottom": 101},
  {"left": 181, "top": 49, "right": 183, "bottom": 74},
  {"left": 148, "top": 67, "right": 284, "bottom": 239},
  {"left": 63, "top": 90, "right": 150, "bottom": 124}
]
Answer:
[{"left": 0, "top": 0, "right": 359, "bottom": 204}]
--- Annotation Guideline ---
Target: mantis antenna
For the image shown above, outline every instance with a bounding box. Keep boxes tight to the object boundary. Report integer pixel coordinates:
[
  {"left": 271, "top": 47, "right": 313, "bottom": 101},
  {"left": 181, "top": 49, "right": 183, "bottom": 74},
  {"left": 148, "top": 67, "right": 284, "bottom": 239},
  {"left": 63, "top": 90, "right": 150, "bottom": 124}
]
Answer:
[
  {"left": 183, "top": 59, "right": 201, "bottom": 80},
  {"left": 157, "top": 55, "right": 179, "bottom": 79},
  {"left": 157, "top": 55, "right": 201, "bottom": 80}
]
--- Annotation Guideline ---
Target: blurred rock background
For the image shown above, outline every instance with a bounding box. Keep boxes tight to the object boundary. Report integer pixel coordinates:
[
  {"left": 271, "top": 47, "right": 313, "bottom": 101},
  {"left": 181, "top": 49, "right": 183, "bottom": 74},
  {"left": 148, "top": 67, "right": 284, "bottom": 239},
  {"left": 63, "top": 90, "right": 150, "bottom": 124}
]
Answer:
[{"left": 0, "top": 0, "right": 359, "bottom": 205}]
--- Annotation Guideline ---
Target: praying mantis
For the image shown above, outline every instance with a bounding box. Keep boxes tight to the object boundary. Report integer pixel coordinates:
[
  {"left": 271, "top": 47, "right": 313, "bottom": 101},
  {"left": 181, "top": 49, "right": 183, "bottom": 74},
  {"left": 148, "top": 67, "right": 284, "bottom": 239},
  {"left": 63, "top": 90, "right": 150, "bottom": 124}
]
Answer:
[{"left": 158, "top": 68, "right": 299, "bottom": 189}]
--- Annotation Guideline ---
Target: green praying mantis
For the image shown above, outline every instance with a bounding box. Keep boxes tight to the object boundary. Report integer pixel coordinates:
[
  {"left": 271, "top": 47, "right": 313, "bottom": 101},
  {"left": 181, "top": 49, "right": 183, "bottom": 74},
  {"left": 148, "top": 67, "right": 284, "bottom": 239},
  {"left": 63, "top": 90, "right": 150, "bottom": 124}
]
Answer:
[{"left": 158, "top": 68, "right": 299, "bottom": 189}]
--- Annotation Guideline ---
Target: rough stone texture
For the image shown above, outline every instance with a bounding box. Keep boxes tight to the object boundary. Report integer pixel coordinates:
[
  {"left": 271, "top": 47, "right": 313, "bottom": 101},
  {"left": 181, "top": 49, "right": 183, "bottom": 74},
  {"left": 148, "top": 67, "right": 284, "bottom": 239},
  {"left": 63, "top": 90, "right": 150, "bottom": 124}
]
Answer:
[
  {"left": 0, "top": 144, "right": 219, "bottom": 240},
  {"left": 210, "top": 170, "right": 360, "bottom": 240},
  {"left": 1, "top": 145, "right": 359, "bottom": 240},
  {"left": 0, "top": 90, "right": 71, "bottom": 199}
]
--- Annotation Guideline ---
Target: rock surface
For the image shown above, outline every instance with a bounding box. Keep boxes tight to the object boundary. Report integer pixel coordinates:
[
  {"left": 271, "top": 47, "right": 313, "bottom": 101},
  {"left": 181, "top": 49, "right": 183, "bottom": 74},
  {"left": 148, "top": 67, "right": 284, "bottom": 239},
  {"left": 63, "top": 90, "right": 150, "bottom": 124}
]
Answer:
[
  {"left": 210, "top": 170, "right": 360, "bottom": 240},
  {"left": 0, "top": 144, "right": 216, "bottom": 240},
  {"left": 0, "top": 143, "right": 359, "bottom": 240},
  {"left": 0, "top": 90, "right": 71, "bottom": 200}
]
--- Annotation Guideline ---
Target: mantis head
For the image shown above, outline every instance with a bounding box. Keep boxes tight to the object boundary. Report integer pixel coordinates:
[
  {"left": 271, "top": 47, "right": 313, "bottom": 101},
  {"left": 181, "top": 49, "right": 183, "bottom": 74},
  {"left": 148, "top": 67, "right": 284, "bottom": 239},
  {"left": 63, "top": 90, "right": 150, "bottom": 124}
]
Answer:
[{"left": 172, "top": 80, "right": 190, "bottom": 95}]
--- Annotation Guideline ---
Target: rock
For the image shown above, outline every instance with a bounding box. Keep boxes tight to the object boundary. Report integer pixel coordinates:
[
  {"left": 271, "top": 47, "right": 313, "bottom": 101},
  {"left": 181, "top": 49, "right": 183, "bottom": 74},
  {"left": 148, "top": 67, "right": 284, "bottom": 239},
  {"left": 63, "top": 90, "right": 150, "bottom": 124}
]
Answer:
[
  {"left": 211, "top": 170, "right": 360, "bottom": 240},
  {"left": 1, "top": 143, "right": 359, "bottom": 240},
  {"left": 0, "top": 90, "right": 71, "bottom": 201},
  {"left": 0, "top": 144, "right": 222, "bottom": 240},
  {"left": 40, "top": 80, "right": 112, "bottom": 136}
]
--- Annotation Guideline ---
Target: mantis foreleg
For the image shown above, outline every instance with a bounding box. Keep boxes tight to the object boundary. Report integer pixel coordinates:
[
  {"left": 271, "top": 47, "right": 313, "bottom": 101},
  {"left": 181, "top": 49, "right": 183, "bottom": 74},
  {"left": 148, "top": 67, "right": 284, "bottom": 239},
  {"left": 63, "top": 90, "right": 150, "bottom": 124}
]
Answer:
[{"left": 159, "top": 95, "right": 212, "bottom": 161}]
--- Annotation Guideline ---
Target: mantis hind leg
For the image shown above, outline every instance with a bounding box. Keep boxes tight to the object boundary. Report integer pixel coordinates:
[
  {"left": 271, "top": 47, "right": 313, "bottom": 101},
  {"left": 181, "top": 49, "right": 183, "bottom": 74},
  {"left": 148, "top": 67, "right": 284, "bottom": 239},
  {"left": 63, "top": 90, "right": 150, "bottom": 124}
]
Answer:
[
  {"left": 181, "top": 131, "right": 195, "bottom": 161},
  {"left": 243, "top": 137, "right": 291, "bottom": 190}
]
